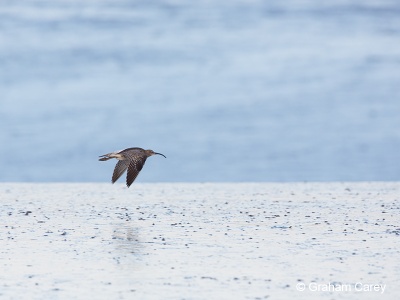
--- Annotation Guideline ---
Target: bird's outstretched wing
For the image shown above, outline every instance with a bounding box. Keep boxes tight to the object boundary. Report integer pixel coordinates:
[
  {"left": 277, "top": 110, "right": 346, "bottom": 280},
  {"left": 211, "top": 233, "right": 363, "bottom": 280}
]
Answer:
[
  {"left": 126, "top": 154, "right": 147, "bottom": 187},
  {"left": 112, "top": 160, "right": 129, "bottom": 184}
]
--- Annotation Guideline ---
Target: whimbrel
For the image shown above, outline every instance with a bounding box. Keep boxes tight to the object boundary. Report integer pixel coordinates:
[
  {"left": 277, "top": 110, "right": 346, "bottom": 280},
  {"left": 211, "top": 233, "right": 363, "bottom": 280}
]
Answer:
[{"left": 99, "top": 147, "right": 166, "bottom": 187}]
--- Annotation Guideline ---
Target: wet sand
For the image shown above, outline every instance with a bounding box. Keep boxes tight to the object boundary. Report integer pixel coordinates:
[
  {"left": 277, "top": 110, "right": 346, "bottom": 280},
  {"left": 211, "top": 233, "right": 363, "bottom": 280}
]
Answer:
[{"left": 1, "top": 183, "right": 399, "bottom": 299}]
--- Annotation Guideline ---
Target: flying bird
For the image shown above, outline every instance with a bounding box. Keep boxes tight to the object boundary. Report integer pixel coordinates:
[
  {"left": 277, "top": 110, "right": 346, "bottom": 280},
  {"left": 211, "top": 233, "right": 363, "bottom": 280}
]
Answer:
[{"left": 99, "top": 147, "right": 166, "bottom": 187}]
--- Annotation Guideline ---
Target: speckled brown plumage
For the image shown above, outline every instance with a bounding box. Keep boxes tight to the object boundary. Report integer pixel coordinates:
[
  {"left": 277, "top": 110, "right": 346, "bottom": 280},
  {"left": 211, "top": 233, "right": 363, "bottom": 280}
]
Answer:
[{"left": 99, "top": 147, "right": 166, "bottom": 188}]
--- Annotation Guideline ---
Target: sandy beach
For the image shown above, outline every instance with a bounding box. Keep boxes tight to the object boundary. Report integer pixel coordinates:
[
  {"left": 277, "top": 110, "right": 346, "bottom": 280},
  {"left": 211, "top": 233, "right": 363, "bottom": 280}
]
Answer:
[{"left": 1, "top": 182, "right": 399, "bottom": 299}]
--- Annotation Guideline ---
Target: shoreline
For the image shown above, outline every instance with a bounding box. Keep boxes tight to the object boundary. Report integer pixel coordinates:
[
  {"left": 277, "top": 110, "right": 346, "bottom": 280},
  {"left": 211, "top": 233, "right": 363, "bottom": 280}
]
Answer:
[{"left": 1, "top": 182, "right": 399, "bottom": 299}]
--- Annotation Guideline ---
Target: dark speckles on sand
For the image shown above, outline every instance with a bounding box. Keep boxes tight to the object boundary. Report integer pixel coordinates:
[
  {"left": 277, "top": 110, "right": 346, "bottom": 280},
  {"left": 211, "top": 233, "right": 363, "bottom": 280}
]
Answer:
[{"left": 0, "top": 183, "right": 399, "bottom": 299}]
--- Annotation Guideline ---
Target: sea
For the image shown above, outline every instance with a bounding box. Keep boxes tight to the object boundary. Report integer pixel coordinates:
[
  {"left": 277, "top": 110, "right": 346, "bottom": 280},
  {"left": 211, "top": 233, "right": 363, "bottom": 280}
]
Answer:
[{"left": 1, "top": 0, "right": 399, "bottom": 182}]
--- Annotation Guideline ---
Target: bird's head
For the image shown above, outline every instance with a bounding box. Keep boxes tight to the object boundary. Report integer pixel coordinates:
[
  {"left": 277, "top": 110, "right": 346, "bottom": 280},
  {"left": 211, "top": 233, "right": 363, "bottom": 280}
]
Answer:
[{"left": 146, "top": 149, "right": 166, "bottom": 158}]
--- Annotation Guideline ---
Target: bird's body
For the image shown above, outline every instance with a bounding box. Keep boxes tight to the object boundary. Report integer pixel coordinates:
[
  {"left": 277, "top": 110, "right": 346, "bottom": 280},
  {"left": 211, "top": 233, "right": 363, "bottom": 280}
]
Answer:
[{"left": 99, "top": 147, "right": 166, "bottom": 187}]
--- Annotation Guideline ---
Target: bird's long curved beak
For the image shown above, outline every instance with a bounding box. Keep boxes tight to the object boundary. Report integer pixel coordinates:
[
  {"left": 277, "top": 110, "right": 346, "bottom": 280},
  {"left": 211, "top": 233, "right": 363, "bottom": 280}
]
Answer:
[{"left": 154, "top": 152, "right": 166, "bottom": 158}]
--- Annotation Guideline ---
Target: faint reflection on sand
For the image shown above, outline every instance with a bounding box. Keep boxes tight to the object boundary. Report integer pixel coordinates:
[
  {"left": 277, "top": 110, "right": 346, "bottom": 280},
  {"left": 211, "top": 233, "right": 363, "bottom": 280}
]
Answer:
[{"left": 112, "top": 225, "right": 143, "bottom": 256}]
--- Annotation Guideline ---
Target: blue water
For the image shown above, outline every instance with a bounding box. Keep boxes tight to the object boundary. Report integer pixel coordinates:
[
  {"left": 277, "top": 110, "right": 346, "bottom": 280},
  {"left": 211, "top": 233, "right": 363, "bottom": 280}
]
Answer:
[{"left": 1, "top": 0, "right": 400, "bottom": 182}]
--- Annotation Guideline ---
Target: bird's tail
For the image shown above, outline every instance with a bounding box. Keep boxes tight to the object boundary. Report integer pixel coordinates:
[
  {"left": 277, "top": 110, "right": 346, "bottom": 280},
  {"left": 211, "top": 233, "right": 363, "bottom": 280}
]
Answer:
[{"left": 99, "top": 154, "right": 113, "bottom": 161}]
